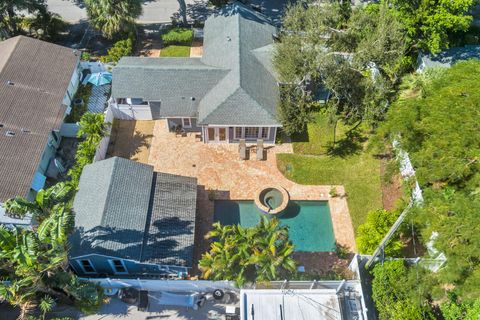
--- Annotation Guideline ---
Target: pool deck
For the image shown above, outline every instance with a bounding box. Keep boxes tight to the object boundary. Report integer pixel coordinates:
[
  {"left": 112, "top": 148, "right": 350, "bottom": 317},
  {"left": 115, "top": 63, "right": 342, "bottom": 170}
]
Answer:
[{"left": 146, "top": 120, "right": 356, "bottom": 270}]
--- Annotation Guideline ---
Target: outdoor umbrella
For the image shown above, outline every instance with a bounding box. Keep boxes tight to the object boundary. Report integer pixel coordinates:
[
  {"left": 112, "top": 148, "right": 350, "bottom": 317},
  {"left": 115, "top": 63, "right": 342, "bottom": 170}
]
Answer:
[{"left": 87, "top": 71, "right": 112, "bottom": 86}]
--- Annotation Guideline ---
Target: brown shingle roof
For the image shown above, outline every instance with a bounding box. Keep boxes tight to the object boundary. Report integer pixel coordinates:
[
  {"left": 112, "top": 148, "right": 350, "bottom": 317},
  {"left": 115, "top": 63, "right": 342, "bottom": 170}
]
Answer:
[{"left": 0, "top": 36, "right": 80, "bottom": 202}]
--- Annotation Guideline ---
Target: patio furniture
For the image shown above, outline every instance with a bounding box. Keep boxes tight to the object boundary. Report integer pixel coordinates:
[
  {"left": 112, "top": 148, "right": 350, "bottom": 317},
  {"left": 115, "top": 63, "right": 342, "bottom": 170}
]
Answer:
[
  {"left": 87, "top": 71, "right": 112, "bottom": 86},
  {"left": 195, "top": 132, "right": 203, "bottom": 142},
  {"left": 239, "top": 139, "right": 247, "bottom": 160},
  {"left": 256, "top": 139, "right": 265, "bottom": 160},
  {"left": 174, "top": 125, "right": 186, "bottom": 137}
]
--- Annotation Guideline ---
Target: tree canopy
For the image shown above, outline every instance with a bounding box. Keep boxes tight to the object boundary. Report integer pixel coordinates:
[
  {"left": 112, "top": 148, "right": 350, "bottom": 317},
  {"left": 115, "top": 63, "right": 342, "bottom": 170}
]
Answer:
[
  {"left": 199, "top": 217, "right": 296, "bottom": 287},
  {"left": 371, "top": 260, "right": 434, "bottom": 320},
  {"left": 356, "top": 209, "right": 403, "bottom": 256},
  {"left": 0, "top": 0, "right": 47, "bottom": 36},
  {"left": 85, "top": 0, "right": 142, "bottom": 39},
  {"left": 274, "top": 2, "right": 408, "bottom": 134},
  {"left": 378, "top": 61, "right": 480, "bottom": 304},
  {"left": 390, "top": 0, "right": 475, "bottom": 53}
]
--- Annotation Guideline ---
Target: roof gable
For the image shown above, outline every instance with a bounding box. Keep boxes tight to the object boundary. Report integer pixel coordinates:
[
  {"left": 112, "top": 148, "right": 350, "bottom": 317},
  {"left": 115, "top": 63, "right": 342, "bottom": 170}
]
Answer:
[{"left": 197, "top": 2, "right": 280, "bottom": 125}]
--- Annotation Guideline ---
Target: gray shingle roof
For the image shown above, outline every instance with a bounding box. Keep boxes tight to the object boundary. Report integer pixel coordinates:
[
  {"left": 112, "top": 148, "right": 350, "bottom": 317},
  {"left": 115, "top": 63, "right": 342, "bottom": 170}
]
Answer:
[
  {"left": 198, "top": 3, "right": 279, "bottom": 125},
  {"left": 0, "top": 36, "right": 79, "bottom": 202},
  {"left": 71, "top": 157, "right": 197, "bottom": 267},
  {"left": 111, "top": 2, "right": 281, "bottom": 126},
  {"left": 112, "top": 57, "right": 228, "bottom": 118}
]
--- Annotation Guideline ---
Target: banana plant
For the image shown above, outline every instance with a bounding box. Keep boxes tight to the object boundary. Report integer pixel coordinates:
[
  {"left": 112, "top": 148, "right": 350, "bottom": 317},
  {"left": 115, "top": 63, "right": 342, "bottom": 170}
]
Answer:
[
  {"left": 37, "top": 203, "right": 74, "bottom": 247},
  {"left": 3, "top": 182, "right": 74, "bottom": 221}
]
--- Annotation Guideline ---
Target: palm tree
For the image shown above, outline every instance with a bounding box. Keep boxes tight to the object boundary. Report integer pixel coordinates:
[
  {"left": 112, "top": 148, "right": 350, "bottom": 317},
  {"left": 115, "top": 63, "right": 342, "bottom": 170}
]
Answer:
[
  {"left": 199, "top": 216, "right": 296, "bottom": 287},
  {"left": 0, "top": 0, "right": 47, "bottom": 35},
  {"left": 84, "top": 0, "right": 142, "bottom": 39},
  {"left": 77, "top": 112, "right": 110, "bottom": 146}
]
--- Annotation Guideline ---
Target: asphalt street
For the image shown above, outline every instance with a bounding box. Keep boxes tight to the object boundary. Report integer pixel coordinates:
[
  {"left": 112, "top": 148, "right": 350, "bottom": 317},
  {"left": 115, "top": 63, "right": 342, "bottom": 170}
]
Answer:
[{"left": 46, "top": 0, "right": 208, "bottom": 23}]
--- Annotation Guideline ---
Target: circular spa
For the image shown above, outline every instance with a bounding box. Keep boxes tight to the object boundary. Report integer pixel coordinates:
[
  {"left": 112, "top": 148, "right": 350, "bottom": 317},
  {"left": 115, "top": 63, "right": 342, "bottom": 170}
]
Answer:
[{"left": 255, "top": 186, "right": 290, "bottom": 216}]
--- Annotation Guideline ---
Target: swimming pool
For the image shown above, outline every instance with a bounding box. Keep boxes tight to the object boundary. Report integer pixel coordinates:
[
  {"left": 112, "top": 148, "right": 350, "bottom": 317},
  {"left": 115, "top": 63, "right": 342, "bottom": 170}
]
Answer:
[{"left": 214, "top": 200, "right": 336, "bottom": 252}]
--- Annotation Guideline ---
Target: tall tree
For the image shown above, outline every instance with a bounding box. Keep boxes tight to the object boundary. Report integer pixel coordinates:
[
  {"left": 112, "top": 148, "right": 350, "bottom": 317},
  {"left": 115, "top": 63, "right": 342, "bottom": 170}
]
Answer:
[
  {"left": 274, "top": 2, "right": 407, "bottom": 134},
  {"left": 390, "top": 0, "right": 475, "bottom": 53},
  {"left": 0, "top": 0, "right": 47, "bottom": 35},
  {"left": 84, "top": 0, "right": 142, "bottom": 39},
  {"left": 199, "top": 217, "right": 296, "bottom": 286},
  {"left": 378, "top": 60, "right": 480, "bottom": 303}
]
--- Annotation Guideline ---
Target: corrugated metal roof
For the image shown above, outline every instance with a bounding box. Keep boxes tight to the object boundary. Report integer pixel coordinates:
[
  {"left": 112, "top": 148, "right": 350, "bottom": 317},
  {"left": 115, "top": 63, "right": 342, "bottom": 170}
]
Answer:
[{"left": 0, "top": 36, "right": 79, "bottom": 201}]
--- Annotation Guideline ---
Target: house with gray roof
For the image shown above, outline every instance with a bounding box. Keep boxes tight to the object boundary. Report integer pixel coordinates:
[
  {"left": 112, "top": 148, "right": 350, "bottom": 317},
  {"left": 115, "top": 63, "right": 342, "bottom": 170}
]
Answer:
[
  {"left": 0, "top": 36, "right": 81, "bottom": 203},
  {"left": 70, "top": 157, "right": 197, "bottom": 278},
  {"left": 417, "top": 45, "right": 480, "bottom": 72},
  {"left": 110, "top": 2, "right": 281, "bottom": 143}
]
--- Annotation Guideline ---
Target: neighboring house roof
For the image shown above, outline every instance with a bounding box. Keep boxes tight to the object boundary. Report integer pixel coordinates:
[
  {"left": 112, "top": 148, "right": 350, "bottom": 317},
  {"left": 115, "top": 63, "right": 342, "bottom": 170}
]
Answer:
[
  {"left": 0, "top": 36, "right": 79, "bottom": 202},
  {"left": 417, "top": 45, "right": 480, "bottom": 72},
  {"left": 70, "top": 157, "right": 197, "bottom": 267},
  {"left": 112, "top": 2, "right": 281, "bottom": 126}
]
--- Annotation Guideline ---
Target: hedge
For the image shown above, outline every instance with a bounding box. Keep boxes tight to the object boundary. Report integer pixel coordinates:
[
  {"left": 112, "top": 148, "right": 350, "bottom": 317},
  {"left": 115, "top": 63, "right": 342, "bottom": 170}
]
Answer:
[{"left": 162, "top": 27, "right": 193, "bottom": 46}]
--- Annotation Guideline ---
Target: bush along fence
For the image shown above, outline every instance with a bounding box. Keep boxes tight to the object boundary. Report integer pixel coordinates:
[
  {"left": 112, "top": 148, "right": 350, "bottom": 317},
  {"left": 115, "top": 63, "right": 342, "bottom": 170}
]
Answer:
[
  {"left": 365, "top": 139, "right": 446, "bottom": 271},
  {"left": 93, "top": 106, "right": 114, "bottom": 162}
]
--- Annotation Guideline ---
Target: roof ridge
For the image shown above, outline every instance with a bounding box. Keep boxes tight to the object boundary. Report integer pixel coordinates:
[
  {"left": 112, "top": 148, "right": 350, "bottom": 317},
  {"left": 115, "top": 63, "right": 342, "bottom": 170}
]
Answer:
[{"left": 99, "top": 157, "right": 118, "bottom": 227}]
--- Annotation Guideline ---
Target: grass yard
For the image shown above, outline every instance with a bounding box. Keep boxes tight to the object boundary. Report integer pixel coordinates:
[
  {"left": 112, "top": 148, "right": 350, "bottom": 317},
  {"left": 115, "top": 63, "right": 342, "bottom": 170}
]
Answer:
[
  {"left": 291, "top": 112, "right": 351, "bottom": 155},
  {"left": 160, "top": 45, "right": 190, "bottom": 57},
  {"left": 277, "top": 113, "right": 383, "bottom": 233}
]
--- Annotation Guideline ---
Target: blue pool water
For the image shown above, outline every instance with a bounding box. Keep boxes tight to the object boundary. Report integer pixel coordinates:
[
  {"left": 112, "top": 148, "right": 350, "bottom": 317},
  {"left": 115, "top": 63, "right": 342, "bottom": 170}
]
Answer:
[{"left": 213, "top": 200, "right": 336, "bottom": 252}]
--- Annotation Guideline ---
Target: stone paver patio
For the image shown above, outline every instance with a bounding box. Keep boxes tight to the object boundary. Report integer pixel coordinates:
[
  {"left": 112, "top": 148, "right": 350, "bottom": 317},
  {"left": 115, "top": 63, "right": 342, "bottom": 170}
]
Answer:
[
  {"left": 107, "top": 120, "right": 155, "bottom": 164},
  {"left": 146, "top": 120, "right": 356, "bottom": 270}
]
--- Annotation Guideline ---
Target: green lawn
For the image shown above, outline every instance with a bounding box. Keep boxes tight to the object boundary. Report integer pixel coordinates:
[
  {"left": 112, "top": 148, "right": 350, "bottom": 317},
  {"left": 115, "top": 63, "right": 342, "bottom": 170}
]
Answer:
[
  {"left": 160, "top": 45, "right": 190, "bottom": 57},
  {"left": 277, "top": 113, "right": 383, "bottom": 233},
  {"left": 291, "top": 112, "right": 351, "bottom": 155}
]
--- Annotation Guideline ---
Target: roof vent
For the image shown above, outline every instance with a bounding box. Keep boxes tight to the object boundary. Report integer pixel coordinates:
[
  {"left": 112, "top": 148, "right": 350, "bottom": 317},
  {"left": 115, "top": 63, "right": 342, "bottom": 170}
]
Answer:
[
  {"left": 21, "top": 128, "right": 31, "bottom": 133},
  {"left": 190, "top": 97, "right": 195, "bottom": 101},
  {"left": 5, "top": 131, "right": 15, "bottom": 137},
  {"left": 226, "top": 36, "right": 231, "bottom": 42},
  {"left": 6, "top": 81, "right": 14, "bottom": 86}
]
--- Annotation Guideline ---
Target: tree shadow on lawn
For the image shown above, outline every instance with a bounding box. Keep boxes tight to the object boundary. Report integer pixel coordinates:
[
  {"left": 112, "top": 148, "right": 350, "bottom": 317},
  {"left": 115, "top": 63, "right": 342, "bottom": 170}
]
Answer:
[
  {"left": 291, "top": 130, "right": 310, "bottom": 143},
  {"left": 326, "top": 130, "right": 367, "bottom": 158}
]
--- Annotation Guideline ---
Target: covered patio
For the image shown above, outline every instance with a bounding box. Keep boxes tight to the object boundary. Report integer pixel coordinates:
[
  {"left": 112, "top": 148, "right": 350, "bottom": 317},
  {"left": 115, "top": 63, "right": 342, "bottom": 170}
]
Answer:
[{"left": 145, "top": 120, "right": 356, "bottom": 273}]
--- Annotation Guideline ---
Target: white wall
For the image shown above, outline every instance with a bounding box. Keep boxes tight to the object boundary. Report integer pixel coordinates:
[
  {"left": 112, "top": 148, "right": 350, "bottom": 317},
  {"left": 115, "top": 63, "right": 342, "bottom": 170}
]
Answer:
[
  {"left": 109, "top": 102, "right": 153, "bottom": 120},
  {"left": 93, "top": 106, "right": 114, "bottom": 162}
]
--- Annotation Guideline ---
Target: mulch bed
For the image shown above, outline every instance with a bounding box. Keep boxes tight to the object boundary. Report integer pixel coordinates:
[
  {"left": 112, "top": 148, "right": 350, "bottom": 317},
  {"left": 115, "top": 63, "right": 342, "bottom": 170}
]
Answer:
[{"left": 380, "top": 157, "right": 404, "bottom": 211}]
